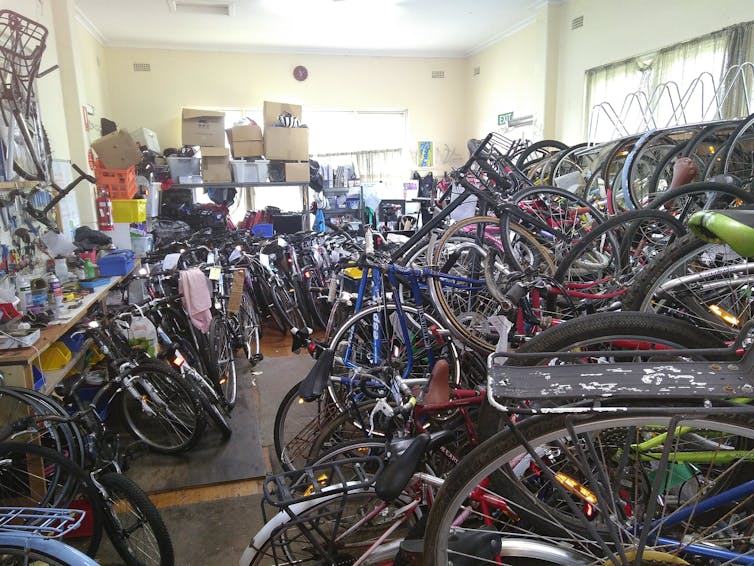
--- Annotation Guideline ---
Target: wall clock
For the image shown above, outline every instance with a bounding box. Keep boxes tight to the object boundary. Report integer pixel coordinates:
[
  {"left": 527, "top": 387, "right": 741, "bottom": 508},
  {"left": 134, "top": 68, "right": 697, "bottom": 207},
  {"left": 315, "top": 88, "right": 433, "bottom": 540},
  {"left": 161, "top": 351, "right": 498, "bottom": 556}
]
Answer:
[{"left": 293, "top": 65, "right": 308, "bottom": 81}]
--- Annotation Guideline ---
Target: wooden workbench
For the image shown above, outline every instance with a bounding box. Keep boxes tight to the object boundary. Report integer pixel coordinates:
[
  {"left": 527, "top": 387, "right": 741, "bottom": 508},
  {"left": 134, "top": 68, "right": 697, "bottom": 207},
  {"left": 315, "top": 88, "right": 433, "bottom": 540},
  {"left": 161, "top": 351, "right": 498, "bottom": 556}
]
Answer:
[{"left": 0, "top": 273, "right": 127, "bottom": 392}]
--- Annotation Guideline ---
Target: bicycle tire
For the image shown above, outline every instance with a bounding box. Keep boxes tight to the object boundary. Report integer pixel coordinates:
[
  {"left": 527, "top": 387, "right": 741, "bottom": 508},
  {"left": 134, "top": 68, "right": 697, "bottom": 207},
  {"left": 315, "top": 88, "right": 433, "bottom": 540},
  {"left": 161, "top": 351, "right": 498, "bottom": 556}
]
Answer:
[
  {"left": 236, "top": 284, "right": 262, "bottom": 363},
  {"left": 0, "top": 534, "right": 101, "bottom": 566},
  {"left": 514, "top": 139, "right": 569, "bottom": 172},
  {"left": 273, "top": 379, "right": 353, "bottom": 472},
  {"left": 621, "top": 232, "right": 753, "bottom": 339},
  {"left": 193, "top": 379, "right": 232, "bottom": 440},
  {"left": 430, "top": 216, "right": 555, "bottom": 353},
  {"left": 208, "top": 316, "right": 238, "bottom": 409},
  {"left": 271, "top": 279, "right": 306, "bottom": 332},
  {"left": 120, "top": 361, "right": 206, "bottom": 454},
  {"left": 0, "top": 441, "right": 104, "bottom": 558},
  {"left": 100, "top": 472, "right": 175, "bottom": 566},
  {"left": 240, "top": 486, "right": 415, "bottom": 566},
  {"left": 646, "top": 180, "right": 754, "bottom": 224},
  {"left": 423, "top": 409, "right": 754, "bottom": 566}
]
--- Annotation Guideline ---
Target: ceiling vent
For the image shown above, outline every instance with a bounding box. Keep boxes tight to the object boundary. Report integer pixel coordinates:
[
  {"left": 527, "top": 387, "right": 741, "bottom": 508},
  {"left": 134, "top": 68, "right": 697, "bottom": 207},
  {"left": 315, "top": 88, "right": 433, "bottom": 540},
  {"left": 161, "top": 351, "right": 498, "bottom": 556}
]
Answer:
[
  {"left": 432, "top": 70, "right": 445, "bottom": 79},
  {"left": 571, "top": 15, "right": 584, "bottom": 30},
  {"left": 167, "top": 1, "right": 235, "bottom": 16},
  {"left": 133, "top": 63, "right": 151, "bottom": 72},
  {"left": 473, "top": 66, "right": 480, "bottom": 76}
]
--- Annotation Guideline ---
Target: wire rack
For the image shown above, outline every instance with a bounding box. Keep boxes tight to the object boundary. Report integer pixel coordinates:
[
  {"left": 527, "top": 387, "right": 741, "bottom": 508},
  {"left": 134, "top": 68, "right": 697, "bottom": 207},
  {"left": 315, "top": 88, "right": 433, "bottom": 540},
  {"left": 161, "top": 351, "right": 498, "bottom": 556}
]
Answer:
[{"left": 0, "top": 507, "right": 86, "bottom": 538}]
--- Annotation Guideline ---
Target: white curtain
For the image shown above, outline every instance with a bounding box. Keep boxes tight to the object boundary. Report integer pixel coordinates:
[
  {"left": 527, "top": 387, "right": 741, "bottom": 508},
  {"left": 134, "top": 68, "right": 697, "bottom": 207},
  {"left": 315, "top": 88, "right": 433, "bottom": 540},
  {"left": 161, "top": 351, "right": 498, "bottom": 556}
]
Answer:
[{"left": 585, "top": 21, "right": 754, "bottom": 142}]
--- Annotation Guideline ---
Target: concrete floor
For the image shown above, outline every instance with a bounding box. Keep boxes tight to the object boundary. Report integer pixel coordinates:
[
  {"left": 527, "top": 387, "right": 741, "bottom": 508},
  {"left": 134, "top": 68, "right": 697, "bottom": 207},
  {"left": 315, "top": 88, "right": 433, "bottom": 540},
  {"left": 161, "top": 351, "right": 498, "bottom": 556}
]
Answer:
[{"left": 155, "top": 337, "right": 316, "bottom": 566}]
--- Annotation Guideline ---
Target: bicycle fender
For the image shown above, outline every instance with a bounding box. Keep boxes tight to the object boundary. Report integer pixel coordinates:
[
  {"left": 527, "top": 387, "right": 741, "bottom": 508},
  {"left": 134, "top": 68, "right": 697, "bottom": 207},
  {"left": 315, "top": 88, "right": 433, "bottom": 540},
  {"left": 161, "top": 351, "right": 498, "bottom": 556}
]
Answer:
[
  {"left": 238, "top": 484, "right": 369, "bottom": 566},
  {"left": 297, "top": 347, "right": 334, "bottom": 402}
]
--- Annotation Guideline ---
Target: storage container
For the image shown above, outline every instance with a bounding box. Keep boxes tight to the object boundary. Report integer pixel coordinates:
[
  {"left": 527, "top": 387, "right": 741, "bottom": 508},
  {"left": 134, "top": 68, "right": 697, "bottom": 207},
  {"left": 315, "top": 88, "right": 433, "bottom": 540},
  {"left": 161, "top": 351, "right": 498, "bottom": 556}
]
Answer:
[
  {"left": 33, "top": 366, "right": 45, "bottom": 391},
  {"left": 230, "top": 159, "right": 270, "bottom": 183},
  {"left": 166, "top": 156, "right": 200, "bottom": 182},
  {"left": 94, "top": 162, "right": 138, "bottom": 200},
  {"left": 131, "top": 234, "right": 153, "bottom": 257},
  {"left": 252, "top": 223, "right": 273, "bottom": 238},
  {"left": 39, "top": 341, "right": 72, "bottom": 371},
  {"left": 111, "top": 199, "right": 147, "bottom": 223},
  {"left": 61, "top": 330, "right": 86, "bottom": 352},
  {"left": 98, "top": 249, "right": 135, "bottom": 276}
]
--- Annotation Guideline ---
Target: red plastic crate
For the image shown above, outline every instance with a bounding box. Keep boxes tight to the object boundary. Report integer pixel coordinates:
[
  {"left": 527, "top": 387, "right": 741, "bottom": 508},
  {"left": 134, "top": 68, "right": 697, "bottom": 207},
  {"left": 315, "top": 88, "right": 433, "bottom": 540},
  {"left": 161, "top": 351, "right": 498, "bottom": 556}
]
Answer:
[{"left": 94, "top": 161, "right": 137, "bottom": 199}]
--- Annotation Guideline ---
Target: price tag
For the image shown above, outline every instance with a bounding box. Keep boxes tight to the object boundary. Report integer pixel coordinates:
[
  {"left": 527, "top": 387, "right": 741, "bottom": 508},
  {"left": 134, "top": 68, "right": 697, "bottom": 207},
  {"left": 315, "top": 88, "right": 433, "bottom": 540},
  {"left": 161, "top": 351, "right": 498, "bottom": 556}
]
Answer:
[{"left": 209, "top": 267, "right": 222, "bottom": 281}]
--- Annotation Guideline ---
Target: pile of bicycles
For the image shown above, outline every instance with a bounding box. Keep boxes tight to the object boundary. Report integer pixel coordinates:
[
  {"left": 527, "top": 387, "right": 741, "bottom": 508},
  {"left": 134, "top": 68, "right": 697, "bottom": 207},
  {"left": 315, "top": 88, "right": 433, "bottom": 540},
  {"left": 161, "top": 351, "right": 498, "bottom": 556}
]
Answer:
[{"left": 236, "top": 115, "right": 754, "bottom": 565}]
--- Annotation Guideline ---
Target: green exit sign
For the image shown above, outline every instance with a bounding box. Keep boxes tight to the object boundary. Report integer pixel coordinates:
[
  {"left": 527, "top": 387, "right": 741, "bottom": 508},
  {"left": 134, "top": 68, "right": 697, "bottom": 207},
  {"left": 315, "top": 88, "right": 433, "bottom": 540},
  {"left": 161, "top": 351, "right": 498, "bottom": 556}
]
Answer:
[{"left": 497, "top": 112, "right": 513, "bottom": 126}]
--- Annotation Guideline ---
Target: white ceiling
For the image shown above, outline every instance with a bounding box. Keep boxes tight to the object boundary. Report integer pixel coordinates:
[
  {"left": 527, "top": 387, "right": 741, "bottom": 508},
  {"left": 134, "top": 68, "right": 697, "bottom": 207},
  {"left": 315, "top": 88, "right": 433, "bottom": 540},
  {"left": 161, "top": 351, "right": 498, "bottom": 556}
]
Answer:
[{"left": 74, "top": 0, "right": 545, "bottom": 57}]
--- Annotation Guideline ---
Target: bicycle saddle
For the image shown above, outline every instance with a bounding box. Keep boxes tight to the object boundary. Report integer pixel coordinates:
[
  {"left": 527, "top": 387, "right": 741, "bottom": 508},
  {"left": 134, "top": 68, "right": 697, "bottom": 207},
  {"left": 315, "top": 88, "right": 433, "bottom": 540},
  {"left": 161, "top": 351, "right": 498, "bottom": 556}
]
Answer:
[
  {"left": 688, "top": 207, "right": 754, "bottom": 257},
  {"left": 375, "top": 433, "right": 430, "bottom": 502}
]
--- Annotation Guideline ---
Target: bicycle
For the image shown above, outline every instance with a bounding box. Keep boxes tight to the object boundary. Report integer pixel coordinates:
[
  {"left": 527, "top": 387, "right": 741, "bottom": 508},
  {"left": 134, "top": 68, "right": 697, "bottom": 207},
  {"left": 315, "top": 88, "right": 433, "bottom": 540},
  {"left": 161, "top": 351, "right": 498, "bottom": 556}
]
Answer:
[{"left": 422, "top": 312, "right": 754, "bottom": 565}]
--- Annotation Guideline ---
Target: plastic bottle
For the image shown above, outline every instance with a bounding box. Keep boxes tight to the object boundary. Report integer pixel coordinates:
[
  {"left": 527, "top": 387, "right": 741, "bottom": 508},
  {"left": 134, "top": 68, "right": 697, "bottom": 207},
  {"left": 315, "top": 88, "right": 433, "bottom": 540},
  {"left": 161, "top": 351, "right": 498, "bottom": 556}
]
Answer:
[
  {"left": 364, "top": 225, "right": 375, "bottom": 255},
  {"left": 16, "top": 274, "right": 31, "bottom": 313},
  {"left": 54, "top": 257, "right": 68, "bottom": 282},
  {"left": 48, "top": 274, "right": 63, "bottom": 317},
  {"left": 84, "top": 259, "right": 96, "bottom": 280}
]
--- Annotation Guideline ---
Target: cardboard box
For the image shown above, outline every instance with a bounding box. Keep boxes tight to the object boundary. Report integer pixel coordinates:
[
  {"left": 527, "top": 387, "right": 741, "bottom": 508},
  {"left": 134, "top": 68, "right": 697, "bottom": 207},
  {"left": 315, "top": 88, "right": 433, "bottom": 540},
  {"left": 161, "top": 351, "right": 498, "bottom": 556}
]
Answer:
[
  {"left": 201, "top": 147, "right": 231, "bottom": 183},
  {"left": 263, "top": 101, "right": 303, "bottom": 127},
  {"left": 264, "top": 127, "right": 309, "bottom": 161},
  {"left": 182, "top": 108, "right": 225, "bottom": 147},
  {"left": 130, "top": 127, "right": 160, "bottom": 153},
  {"left": 285, "top": 162, "right": 310, "bottom": 183},
  {"left": 229, "top": 124, "right": 263, "bottom": 158},
  {"left": 91, "top": 130, "right": 143, "bottom": 169}
]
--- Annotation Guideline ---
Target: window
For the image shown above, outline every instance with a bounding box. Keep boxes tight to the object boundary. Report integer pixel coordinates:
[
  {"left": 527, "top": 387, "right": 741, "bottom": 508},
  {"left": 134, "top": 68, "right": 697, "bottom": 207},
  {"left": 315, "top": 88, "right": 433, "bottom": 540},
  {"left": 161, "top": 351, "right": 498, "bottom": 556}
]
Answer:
[{"left": 585, "top": 21, "right": 754, "bottom": 141}]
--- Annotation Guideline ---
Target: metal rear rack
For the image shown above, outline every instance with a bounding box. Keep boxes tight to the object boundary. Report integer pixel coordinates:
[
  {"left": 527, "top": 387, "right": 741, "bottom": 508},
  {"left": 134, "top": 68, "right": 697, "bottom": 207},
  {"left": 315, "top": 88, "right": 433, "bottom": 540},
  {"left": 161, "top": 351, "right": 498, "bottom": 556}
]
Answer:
[{"left": 0, "top": 507, "right": 85, "bottom": 538}]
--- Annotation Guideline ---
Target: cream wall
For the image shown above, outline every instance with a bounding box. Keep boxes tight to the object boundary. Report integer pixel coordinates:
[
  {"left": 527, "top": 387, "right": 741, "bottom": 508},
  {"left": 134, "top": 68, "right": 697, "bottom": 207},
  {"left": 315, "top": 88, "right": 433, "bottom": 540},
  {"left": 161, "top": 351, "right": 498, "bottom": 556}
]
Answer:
[
  {"left": 553, "top": 0, "right": 754, "bottom": 143},
  {"left": 74, "top": 18, "right": 110, "bottom": 142},
  {"left": 3, "top": 0, "right": 70, "bottom": 161},
  {"left": 103, "top": 48, "right": 469, "bottom": 175},
  {"left": 464, "top": 7, "right": 549, "bottom": 144}
]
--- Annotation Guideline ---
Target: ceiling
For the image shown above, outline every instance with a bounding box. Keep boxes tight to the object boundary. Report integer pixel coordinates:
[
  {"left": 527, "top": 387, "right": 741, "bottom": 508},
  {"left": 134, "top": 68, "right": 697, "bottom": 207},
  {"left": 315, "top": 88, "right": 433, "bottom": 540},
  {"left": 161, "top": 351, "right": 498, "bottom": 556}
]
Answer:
[{"left": 74, "top": 0, "right": 545, "bottom": 57}]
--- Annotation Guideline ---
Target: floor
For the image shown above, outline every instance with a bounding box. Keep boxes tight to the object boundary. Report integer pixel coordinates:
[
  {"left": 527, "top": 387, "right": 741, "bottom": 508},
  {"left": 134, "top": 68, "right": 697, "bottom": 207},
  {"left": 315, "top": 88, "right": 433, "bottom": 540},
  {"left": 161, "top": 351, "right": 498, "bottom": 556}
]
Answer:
[{"left": 145, "top": 328, "right": 314, "bottom": 566}]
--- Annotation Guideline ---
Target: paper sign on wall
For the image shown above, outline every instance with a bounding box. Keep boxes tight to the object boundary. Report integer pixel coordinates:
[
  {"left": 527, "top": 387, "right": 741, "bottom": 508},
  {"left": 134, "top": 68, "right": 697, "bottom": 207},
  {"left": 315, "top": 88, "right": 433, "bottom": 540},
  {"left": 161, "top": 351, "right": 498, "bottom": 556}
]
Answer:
[{"left": 417, "top": 141, "right": 433, "bottom": 167}]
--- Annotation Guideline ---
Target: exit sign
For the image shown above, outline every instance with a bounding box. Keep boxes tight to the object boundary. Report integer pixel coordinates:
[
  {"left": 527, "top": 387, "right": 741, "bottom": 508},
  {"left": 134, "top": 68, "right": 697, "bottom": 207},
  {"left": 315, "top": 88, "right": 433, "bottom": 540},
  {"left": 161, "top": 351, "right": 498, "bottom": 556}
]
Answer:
[{"left": 497, "top": 112, "right": 513, "bottom": 126}]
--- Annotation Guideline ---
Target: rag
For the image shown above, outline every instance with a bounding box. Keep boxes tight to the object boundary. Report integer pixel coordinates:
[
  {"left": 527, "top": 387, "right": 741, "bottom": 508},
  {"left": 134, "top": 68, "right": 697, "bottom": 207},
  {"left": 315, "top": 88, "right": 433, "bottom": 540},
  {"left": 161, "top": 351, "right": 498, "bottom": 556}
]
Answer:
[{"left": 178, "top": 268, "right": 212, "bottom": 333}]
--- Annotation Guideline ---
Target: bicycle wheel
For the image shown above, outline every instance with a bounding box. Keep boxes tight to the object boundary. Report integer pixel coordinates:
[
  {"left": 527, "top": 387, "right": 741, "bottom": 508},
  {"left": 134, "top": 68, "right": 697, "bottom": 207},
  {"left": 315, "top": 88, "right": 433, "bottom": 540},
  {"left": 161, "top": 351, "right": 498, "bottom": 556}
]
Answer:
[
  {"left": 622, "top": 232, "right": 753, "bottom": 340},
  {"left": 430, "top": 216, "right": 555, "bottom": 353},
  {"left": 191, "top": 377, "right": 232, "bottom": 440},
  {"left": 121, "top": 362, "right": 206, "bottom": 454},
  {"left": 646, "top": 181, "right": 754, "bottom": 224},
  {"left": 328, "top": 304, "right": 462, "bottom": 409},
  {"left": 0, "top": 441, "right": 104, "bottom": 558},
  {"left": 504, "top": 185, "right": 606, "bottom": 261},
  {"left": 99, "top": 472, "right": 174, "bottom": 566},
  {"left": 229, "top": 285, "right": 262, "bottom": 363},
  {"left": 547, "top": 210, "right": 686, "bottom": 316},
  {"left": 423, "top": 408, "right": 754, "bottom": 565},
  {"left": 271, "top": 279, "right": 306, "bottom": 332},
  {"left": 273, "top": 379, "right": 355, "bottom": 472},
  {"left": 0, "top": 534, "right": 101, "bottom": 566},
  {"left": 208, "top": 316, "right": 238, "bottom": 409},
  {"left": 515, "top": 139, "right": 569, "bottom": 172}
]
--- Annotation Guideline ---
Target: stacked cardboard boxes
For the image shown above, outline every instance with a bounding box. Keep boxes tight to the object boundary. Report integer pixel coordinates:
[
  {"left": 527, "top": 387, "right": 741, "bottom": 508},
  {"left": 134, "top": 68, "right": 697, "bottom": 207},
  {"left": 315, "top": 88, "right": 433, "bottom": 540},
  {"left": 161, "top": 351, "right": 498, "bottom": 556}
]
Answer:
[
  {"left": 263, "top": 101, "right": 310, "bottom": 182},
  {"left": 182, "top": 108, "right": 231, "bottom": 183}
]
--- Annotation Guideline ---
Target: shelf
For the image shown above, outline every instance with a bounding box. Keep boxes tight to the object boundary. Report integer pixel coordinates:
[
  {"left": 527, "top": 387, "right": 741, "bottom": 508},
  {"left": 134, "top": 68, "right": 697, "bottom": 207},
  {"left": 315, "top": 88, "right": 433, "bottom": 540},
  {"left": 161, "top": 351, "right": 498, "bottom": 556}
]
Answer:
[
  {"left": 171, "top": 181, "right": 309, "bottom": 189},
  {"left": 0, "top": 181, "right": 39, "bottom": 190},
  {"left": 323, "top": 187, "right": 358, "bottom": 193},
  {"left": 323, "top": 207, "right": 361, "bottom": 214}
]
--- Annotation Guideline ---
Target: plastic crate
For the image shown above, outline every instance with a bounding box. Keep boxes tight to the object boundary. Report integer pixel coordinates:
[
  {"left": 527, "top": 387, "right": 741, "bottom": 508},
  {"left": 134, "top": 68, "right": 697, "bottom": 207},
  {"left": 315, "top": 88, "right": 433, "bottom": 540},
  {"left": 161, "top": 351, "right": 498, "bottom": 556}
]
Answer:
[
  {"left": 231, "top": 159, "right": 269, "bottom": 183},
  {"left": 111, "top": 199, "right": 147, "bottom": 223},
  {"left": 166, "top": 156, "right": 200, "bottom": 182},
  {"left": 95, "top": 162, "right": 137, "bottom": 199},
  {"left": 39, "top": 342, "right": 72, "bottom": 371}
]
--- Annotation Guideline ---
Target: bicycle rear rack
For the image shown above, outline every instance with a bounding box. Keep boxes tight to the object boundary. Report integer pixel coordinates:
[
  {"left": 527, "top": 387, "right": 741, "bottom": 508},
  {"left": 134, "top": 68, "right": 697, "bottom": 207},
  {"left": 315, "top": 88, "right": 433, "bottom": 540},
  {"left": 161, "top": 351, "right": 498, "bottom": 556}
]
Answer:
[
  {"left": 263, "top": 456, "right": 382, "bottom": 508},
  {"left": 487, "top": 340, "right": 754, "bottom": 414},
  {"left": 0, "top": 507, "right": 85, "bottom": 538}
]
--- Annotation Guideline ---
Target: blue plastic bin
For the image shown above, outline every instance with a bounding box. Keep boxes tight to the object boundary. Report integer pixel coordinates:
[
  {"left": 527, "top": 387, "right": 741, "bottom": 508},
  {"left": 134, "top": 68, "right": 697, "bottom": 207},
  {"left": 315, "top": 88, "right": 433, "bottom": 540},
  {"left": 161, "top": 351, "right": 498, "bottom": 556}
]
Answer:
[
  {"left": 61, "top": 330, "right": 85, "bottom": 352},
  {"left": 98, "top": 249, "right": 135, "bottom": 276},
  {"left": 33, "top": 366, "right": 45, "bottom": 391},
  {"left": 252, "top": 223, "right": 273, "bottom": 238}
]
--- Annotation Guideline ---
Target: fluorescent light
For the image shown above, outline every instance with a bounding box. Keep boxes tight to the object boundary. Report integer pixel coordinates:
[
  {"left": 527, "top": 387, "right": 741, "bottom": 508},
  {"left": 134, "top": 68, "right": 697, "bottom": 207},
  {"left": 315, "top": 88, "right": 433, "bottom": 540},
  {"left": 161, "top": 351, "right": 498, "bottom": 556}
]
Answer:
[{"left": 167, "top": 1, "right": 235, "bottom": 16}]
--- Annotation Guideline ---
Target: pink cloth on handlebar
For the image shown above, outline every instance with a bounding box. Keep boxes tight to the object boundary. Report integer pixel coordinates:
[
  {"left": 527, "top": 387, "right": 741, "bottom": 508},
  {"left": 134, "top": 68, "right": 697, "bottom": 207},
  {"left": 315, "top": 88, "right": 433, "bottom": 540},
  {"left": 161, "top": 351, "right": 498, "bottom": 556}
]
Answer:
[{"left": 179, "top": 268, "right": 212, "bottom": 333}]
